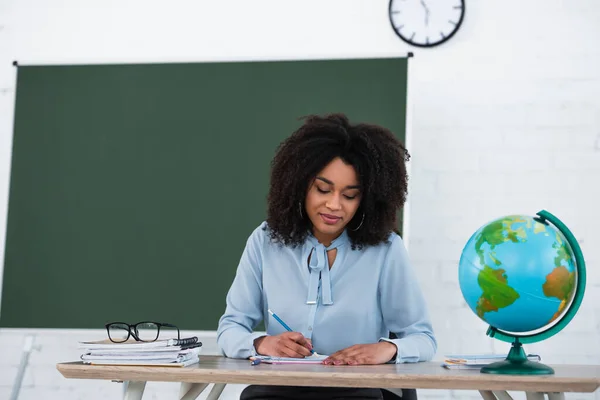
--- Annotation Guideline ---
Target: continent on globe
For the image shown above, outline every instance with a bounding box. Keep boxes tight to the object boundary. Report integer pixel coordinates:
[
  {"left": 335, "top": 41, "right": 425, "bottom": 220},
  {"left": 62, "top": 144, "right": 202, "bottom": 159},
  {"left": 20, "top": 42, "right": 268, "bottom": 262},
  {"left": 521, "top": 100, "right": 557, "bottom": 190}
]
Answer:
[
  {"left": 543, "top": 233, "right": 576, "bottom": 323},
  {"left": 553, "top": 231, "right": 574, "bottom": 269},
  {"left": 476, "top": 265, "right": 520, "bottom": 318},
  {"left": 474, "top": 216, "right": 528, "bottom": 265}
]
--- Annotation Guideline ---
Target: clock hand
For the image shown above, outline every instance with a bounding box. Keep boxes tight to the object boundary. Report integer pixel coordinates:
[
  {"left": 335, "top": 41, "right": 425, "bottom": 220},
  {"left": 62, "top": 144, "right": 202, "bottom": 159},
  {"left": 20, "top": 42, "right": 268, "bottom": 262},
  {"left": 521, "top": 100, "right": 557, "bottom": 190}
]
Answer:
[{"left": 420, "top": 0, "right": 430, "bottom": 26}]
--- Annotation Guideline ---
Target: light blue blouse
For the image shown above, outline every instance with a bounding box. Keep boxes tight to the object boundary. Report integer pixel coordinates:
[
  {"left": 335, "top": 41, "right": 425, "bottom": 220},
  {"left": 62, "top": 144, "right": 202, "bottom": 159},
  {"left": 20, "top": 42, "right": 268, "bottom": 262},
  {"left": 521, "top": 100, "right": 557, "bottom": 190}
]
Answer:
[{"left": 217, "top": 222, "right": 437, "bottom": 363}]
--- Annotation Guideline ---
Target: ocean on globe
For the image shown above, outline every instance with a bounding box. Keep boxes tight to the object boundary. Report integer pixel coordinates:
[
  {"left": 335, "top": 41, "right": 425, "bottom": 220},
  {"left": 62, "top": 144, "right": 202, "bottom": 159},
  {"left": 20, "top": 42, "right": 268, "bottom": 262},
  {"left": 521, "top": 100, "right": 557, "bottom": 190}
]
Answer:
[{"left": 459, "top": 215, "right": 577, "bottom": 334}]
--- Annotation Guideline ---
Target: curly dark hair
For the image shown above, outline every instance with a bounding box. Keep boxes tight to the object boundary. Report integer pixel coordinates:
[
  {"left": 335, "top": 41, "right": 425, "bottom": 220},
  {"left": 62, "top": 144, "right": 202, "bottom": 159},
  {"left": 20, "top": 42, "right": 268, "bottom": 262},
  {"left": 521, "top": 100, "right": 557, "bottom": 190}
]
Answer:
[{"left": 266, "top": 113, "right": 410, "bottom": 250}]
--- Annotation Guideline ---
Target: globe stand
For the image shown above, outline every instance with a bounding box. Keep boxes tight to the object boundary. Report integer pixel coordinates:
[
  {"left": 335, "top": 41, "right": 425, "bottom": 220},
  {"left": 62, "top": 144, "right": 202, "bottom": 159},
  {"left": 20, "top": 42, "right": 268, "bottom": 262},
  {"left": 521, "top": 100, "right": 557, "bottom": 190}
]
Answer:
[
  {"left": 480, "top": 338, "right": 554, "bottom": 375},
  {"left": 475, "top": 210, "right": 587, "bottom": 376}
]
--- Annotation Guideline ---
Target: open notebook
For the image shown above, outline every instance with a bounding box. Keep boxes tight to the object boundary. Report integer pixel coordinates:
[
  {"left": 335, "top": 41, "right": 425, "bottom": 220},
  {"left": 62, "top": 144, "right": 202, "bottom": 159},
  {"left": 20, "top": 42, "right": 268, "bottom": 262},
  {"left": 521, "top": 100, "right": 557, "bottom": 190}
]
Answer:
[{"left": 251, "top": 353, "right": 328, "bottom": 364}]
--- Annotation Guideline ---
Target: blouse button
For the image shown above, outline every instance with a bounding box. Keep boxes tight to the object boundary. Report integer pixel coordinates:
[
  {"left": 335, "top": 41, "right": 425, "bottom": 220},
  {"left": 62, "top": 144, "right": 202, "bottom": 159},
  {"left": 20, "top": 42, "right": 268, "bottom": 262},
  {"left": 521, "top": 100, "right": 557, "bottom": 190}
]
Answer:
[{"left": 308, "top": 326, "right": 313, "bottom": 331}]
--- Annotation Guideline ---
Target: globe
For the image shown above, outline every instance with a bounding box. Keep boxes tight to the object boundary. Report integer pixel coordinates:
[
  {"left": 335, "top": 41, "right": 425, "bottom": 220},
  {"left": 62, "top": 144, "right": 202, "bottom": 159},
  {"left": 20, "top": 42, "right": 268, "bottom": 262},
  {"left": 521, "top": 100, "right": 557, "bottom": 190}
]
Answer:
[{"left": 458, "top": 210, "right": 586, "bottom": 375}]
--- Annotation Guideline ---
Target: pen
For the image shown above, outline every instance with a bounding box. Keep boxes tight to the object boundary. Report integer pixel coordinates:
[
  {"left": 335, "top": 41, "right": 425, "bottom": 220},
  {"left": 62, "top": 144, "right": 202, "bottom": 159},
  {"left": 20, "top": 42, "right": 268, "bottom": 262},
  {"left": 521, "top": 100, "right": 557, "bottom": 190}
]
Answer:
[
  {"left": 250, "top": 358, "right": 261, "bottom": 366},
  {"left": 268, "top": 309, "right": 293, "bottom": 331},
  {"left": 268, "top": 309, "right": 315, "bottom": 354}
]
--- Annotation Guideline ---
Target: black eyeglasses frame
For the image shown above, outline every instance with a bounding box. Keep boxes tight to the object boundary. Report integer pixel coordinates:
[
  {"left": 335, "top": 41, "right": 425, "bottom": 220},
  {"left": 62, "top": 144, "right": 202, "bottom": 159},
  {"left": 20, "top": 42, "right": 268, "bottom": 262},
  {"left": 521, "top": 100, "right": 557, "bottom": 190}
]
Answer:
[{"left": 104, "top": 321, "right": 180, "bottom": 343}]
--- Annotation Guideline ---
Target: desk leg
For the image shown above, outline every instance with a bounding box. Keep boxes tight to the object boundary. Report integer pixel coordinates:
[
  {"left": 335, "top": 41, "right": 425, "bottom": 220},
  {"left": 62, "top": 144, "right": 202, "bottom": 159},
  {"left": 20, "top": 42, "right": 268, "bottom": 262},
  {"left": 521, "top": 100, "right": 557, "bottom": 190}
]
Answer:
[
  {"left": 123, "top": 381, "right": 146, "bottom": 400},
  {"left": 547, "top": 393, "right": 565, "bottom": 400},
  {"left": 479, "top": 391, "right": 497, "bottom": 400},
  {"left": 479, "top": 391, "right": 515, "bottom": 400},
  {"left": 206, "top": 383, "right": 226, "bottom": 400},
  {"left": 179, "top": 382, "right": 209, "bottom": 400},
  {"left": 525, "top": 393, "right": 545, "bottom": 400}
]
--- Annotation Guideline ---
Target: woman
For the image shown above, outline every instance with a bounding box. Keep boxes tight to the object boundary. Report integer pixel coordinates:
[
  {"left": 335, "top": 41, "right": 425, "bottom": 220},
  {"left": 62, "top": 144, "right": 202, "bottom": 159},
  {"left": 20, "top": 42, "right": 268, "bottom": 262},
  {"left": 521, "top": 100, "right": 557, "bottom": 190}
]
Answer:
[{"left": 217, "top": 113, "right": 436, "bottom": 400}]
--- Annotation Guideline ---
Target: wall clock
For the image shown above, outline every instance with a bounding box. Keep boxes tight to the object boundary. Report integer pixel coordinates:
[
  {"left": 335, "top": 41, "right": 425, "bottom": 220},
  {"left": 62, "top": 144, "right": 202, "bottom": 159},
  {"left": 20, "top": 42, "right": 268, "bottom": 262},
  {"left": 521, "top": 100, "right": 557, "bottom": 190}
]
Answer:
[{"left": 388, "top": 0, "right": 465, "bottom": 48}]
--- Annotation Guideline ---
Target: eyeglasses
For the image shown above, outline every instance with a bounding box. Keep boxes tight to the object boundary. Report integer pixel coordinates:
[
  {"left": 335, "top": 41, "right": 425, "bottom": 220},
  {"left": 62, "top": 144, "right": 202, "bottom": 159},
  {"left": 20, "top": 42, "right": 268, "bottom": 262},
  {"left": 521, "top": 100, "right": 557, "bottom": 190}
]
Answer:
[{"left": 105, "top": 321, "right": 180, "bottom": 343}]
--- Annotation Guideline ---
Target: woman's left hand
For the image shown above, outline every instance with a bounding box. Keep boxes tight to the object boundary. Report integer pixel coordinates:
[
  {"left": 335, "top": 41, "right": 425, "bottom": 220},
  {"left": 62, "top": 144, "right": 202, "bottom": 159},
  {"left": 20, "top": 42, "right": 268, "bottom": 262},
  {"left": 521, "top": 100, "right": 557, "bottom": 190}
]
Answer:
[{"left": 322, "top": 341, "right": 397, "bottom": 365}]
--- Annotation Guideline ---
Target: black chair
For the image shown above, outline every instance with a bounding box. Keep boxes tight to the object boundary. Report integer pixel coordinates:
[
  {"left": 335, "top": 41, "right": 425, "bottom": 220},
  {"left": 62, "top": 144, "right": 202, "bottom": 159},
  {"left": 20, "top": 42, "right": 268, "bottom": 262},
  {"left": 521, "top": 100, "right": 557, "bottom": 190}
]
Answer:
[{"left": 382, "top": 388, "right": 418, "bottom": 400}]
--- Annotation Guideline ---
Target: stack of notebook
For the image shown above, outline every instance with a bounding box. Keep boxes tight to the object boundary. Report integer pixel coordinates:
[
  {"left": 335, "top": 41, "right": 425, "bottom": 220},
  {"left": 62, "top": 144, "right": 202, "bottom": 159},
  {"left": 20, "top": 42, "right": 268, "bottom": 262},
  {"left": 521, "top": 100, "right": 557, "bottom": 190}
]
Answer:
[{"left": 78, "top": 337, "right": 202, "bottom": 367}]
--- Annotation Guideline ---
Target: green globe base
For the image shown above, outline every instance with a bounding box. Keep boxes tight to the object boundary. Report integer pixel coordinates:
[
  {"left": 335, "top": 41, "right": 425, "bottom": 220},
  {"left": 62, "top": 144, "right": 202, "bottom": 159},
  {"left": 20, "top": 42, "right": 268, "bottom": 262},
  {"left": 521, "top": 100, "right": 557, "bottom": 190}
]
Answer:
[
  {"left": 481, "top": 359, "right": 554, "bottom": 375},
  {"left": 481, "top": 339, "right": 554, "bottom": 375}
]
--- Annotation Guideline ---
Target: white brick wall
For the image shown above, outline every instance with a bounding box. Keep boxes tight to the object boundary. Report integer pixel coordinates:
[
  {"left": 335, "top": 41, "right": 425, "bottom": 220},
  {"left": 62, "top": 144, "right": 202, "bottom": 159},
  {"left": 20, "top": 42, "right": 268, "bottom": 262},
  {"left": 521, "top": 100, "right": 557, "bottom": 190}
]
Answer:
[{"left": 1, "top": 0, "right": 599, "bottom": 399}]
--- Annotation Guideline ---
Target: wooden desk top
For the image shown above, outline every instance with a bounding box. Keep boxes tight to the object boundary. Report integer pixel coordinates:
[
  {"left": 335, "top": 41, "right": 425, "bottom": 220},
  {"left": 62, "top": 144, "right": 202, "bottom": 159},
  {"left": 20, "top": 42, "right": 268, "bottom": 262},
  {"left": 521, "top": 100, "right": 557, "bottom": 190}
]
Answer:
[{"left": 57, "top": 356, "right": 600, "bottom": 393}]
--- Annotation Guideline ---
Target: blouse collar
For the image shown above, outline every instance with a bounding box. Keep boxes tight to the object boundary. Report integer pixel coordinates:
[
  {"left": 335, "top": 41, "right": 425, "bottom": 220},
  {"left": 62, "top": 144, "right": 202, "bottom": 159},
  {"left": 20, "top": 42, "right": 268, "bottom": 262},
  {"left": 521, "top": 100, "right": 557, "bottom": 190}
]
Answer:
[{"left": 305, "top": 229, "right": 350, "bottom": 305}]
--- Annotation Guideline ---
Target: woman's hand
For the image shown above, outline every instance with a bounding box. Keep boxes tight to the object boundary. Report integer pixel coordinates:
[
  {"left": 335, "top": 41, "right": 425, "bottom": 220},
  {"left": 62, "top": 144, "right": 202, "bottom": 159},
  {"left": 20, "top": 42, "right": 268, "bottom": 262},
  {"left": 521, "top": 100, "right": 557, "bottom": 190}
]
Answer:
[
  {"left": 323, "top": 341, "right": 397, "bottom": 365},
  {"left": 254, "top": 332, "right": 313, "bottom": 358}
]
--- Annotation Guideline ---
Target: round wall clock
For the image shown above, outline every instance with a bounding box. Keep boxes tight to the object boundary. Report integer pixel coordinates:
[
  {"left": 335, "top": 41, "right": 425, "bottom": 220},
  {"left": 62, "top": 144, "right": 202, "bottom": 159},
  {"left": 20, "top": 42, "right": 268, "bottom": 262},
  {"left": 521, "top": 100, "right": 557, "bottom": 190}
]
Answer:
[{"left": 388, "top": 0, "right": 465, "bottom": 48}]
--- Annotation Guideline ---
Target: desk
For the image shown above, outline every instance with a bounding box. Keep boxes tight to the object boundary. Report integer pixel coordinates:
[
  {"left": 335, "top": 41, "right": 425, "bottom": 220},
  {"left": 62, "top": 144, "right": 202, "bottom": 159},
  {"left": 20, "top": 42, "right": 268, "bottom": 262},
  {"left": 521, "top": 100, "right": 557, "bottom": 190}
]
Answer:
[{"left": 57, "top": 356, "right": 600, "bottom": 400}]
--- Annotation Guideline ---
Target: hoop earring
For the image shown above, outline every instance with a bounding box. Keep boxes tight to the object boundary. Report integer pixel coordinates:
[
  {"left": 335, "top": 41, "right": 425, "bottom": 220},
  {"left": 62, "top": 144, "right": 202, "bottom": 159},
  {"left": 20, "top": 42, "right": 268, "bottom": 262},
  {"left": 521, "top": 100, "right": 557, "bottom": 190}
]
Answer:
[
  {"left": 298, "top": 202, "right": 303, "bottom": 218},
  {"left": 350, "top": 213, "right": 365, "bottom": 231}
]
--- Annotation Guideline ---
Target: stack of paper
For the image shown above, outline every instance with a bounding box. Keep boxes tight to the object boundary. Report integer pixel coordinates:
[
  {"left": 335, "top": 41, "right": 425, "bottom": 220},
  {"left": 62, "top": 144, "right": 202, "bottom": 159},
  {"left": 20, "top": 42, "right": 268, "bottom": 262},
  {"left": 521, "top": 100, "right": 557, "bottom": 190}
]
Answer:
[
  {"left": 251, "top": 353, "right": 328, "bottom": 364},
  {"left": 78, "top": 337, "right": 202, "bottom": 367},
  {"left": 442, "top": 353, "right": 541, "bottom": 370}
]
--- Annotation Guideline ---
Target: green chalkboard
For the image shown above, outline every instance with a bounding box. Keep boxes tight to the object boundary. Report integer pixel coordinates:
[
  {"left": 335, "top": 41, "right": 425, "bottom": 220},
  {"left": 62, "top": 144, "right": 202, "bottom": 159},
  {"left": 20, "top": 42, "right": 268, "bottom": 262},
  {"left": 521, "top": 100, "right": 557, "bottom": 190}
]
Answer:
[{"left": 1, "top": 57, "right": 408, "bottom": 329}]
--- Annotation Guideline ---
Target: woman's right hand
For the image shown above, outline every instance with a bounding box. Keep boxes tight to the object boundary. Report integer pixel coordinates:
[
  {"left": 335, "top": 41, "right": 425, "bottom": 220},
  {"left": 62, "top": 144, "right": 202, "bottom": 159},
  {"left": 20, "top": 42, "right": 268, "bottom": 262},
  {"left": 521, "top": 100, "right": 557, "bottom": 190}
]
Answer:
[{"left": 254, "top": 332, "right": 313, "bottom": 357}]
